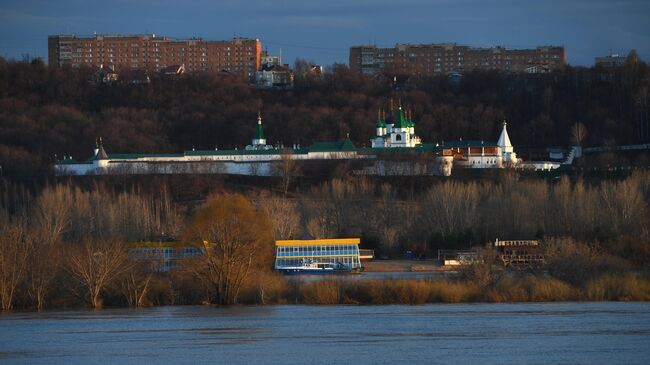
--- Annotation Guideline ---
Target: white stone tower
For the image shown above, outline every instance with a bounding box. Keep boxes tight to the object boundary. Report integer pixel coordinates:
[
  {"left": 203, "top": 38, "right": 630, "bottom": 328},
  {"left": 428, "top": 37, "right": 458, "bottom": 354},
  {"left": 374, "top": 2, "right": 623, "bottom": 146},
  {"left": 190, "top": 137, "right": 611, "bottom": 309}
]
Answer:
[{"left": 497, "top": 121, "right": 518, "bottom": 166}]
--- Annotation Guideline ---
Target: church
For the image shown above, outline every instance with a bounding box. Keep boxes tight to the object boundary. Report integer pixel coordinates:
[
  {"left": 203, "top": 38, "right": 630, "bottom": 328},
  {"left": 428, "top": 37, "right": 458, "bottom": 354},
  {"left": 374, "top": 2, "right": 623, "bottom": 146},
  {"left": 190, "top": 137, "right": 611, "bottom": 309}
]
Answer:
[
  {"left": 444, "top": 121, "right": 520, "bottom": 168},
  {"left": 371, "top": 106, "right": 422, "bottom": 148}
]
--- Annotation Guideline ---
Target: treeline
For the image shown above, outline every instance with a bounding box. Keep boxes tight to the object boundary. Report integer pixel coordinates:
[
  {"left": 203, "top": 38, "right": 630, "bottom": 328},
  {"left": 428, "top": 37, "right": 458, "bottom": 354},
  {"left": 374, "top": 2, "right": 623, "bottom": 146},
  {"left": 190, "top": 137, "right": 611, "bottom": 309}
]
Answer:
[
  {"left": 1, "top": 173, "right": 649, "bottom": 310},
  {"left": 0, "top": 55, "right": 648, "bottom": 184},
  {"left": 289, "top": 173, "right": 650, "bottom": 264},
  {"left": 0, "top": 184, "right": 183, "bottom": 310}
]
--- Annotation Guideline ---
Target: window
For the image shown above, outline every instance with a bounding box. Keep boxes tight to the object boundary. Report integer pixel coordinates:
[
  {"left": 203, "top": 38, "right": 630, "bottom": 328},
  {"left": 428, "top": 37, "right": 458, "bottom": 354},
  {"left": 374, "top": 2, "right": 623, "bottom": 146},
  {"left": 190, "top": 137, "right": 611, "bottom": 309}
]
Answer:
[{"left": 396, "top": 134, "right": 402, "bottom": 141}]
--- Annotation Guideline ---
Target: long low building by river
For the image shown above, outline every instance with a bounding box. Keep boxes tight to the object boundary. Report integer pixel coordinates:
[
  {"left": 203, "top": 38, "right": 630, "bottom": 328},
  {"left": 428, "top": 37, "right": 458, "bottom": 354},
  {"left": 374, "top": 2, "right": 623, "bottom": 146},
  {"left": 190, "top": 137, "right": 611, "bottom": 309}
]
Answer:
[
  {"left": 54, "top": 109, "right": 567, "bottom": 177},
  {"left": 54, "top": 112, "right": 454, "bottom": 177}
]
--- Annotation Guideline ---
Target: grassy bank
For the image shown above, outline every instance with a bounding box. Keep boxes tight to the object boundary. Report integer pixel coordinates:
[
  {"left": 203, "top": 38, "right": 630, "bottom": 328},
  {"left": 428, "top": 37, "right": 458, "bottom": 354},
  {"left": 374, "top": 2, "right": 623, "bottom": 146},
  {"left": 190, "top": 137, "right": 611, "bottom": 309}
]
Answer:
[
  {"left": 237, "top": 273, "right": 650, "bottom": 305},
  {"left": 3, "top": 272, "right": 649, "bottom": 310}
]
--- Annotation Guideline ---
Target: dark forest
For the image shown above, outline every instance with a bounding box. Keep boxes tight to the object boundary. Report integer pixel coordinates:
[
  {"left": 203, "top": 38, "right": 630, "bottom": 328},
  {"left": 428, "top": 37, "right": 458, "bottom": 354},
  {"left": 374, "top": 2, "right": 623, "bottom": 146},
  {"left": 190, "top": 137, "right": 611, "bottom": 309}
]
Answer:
[{"left": 0, "top": 54, "right": 648, "bottom": 184}]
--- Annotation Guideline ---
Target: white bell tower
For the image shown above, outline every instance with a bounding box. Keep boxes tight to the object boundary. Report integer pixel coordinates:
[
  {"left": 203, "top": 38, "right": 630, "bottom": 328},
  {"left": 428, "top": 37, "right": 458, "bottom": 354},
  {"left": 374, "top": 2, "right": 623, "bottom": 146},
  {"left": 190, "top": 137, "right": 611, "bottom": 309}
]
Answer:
[{"left": 498, "top": 120, "right": 518, "bottom": 165}]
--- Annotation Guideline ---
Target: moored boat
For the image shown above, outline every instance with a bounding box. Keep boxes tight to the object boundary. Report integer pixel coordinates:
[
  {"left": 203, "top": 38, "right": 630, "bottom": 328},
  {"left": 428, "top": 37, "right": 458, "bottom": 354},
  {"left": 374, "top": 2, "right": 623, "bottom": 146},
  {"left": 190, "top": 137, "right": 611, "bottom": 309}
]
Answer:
[{"left": 278, "top": 260, "right": 354, "bottom": 275}]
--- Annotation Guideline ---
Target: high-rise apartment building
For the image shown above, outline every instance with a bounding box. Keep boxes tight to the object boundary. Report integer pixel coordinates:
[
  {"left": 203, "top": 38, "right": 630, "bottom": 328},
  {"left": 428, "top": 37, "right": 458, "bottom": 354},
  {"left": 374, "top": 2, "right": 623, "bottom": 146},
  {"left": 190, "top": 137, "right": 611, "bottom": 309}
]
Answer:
[
  {"left": 594, "top": 53, "right": 628, "bottom": 68},
  {"left": 48, "top": 34, "right": 262, "bottom": 79},
  {"left": 349, "top": 43, "right": 566, "bottom": 76}
]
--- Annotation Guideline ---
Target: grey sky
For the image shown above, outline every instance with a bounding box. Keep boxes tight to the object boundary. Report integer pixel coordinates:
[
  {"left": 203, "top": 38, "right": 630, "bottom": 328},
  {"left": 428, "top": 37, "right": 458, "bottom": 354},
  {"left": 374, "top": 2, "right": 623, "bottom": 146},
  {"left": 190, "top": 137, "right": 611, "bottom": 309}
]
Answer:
[{"left": 0, "top": 0, "right": 648, "bottom": 66}]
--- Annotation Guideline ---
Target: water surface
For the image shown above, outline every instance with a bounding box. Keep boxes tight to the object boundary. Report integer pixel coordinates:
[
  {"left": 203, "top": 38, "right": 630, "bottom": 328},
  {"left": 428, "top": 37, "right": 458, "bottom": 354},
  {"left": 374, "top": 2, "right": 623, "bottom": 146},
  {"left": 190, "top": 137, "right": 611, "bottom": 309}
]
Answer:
[{"left": 1, "top": 302, "right": 648, "bottom": 364}]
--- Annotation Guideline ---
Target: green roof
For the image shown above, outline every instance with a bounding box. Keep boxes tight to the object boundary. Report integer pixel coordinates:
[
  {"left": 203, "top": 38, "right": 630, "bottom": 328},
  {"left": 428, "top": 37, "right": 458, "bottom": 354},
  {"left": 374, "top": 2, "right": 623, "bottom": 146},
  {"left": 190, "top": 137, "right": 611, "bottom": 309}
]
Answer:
[
  {"left": 309, "top": 139, "right": 357, "bottom": 152},
  {"left": 254, "top": 123, "right": 265, "bottom": 140},
  {"left": 110, "top": 153, "right": 185, "bottom": 159},
  {"left": 185, "top": 149, "right": 303, "bottom": 156},
  {"left": 376, "top": 119, "right": 386, "bottom": 128},
  {"left": 393, "top": 108, "right": 414, "bottom": 129}
]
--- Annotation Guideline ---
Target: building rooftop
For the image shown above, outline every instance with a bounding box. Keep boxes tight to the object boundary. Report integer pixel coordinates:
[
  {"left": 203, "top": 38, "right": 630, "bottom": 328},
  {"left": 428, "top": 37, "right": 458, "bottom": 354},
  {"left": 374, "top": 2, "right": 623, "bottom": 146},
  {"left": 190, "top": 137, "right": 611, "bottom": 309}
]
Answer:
[
  {"left": 442, "top": 140, "right": 499, "bottom": 148},
  {"left": 309, "top": 139, "right": 357, "bottom": 152},
  {"left": 275, "top": 238, "right": 361, "bottom": 247}
]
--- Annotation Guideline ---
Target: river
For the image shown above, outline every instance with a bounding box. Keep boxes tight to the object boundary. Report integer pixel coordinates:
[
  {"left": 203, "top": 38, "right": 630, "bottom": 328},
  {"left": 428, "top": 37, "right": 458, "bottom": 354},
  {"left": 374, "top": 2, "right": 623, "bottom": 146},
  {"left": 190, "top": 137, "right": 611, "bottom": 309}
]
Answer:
[{"left": 1, "top": 302, "right": 648, "bottom": 364}]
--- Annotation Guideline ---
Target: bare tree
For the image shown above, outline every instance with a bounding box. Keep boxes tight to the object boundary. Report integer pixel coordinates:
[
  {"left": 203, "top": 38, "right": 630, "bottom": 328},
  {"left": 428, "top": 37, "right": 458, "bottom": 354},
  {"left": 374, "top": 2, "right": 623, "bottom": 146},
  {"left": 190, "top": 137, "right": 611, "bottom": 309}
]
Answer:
[
  {"left": 0, "top": 222, "right": 31, "bottom": 311},
  {"left": 33, "top": 185, "right": 73, "bottom": 241},
  {"left": 26, "top": 185, "right": 73, "bottom": 310},
  {"left": 377, "top": 183, "right": 400, "bottom": 251},
  {"left": 326, "top": 179, "right": 351, "bottom": 235},
  {"left": 571, "top": 122, "right": 588, "bottom": 146},
  {"left": 274, "top": 152, "right": 301, "bottom": 194},
  {"left": 119, "top": 260, "right": 154, "bottom": 307},
  {"left": 306, "top": 217, "right": 330, "bottom": 239},
  {"left": 26, "top": 235, "right": 61, "bottom": 311},
  {"left": 306, "top": 179, "right": 353, "bottom": 235},
  {"left": 257, "top": 192, "right": 301, "bottom": 240},
  {"left": 421, "top": 181, "right": 479, "bottom": 237},
  {"left": 51, "top": 184, "right": 182, "bottom": 243},
  {"left": 379, "top": 226, "right": 399, "bottom": 253},
  {"left": 66, "top": 238, "right": 133, "bottom": 309},
  {"left": 183, "top": 194, "right": 273, "bottom": 305},
  {"left": 600, "top": 179, "right": 647, "bottom": 235}
]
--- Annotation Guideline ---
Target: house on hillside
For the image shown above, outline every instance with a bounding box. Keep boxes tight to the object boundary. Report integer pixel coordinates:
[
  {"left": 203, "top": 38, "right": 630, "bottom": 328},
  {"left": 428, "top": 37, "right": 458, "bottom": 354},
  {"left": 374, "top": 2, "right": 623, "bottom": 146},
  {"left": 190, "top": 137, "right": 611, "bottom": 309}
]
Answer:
[
  {"left": 92, "top": 64, "right": 118, "bottom": 84},
  {"left": 494, "top": 239, "right": 544, "bottom": 268},
  {"left": 256, "top": 64, "right": 294, "bottom": 89}
]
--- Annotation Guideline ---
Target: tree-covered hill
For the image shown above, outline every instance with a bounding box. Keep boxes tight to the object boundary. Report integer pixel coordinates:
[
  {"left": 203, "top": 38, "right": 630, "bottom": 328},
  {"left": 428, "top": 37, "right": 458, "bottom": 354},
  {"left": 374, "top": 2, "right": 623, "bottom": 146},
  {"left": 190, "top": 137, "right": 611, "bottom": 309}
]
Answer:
[{"left": 0, "top": 56, "right": 647, "bottom": 183}]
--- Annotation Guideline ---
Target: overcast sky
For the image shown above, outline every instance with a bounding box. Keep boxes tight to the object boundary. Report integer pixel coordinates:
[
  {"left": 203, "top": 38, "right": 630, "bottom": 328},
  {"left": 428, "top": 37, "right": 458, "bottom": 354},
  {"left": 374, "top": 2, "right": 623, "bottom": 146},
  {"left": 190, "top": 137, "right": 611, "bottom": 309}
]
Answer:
[{"left": 1, "top": 0, "right": 649, "bottom": 66}]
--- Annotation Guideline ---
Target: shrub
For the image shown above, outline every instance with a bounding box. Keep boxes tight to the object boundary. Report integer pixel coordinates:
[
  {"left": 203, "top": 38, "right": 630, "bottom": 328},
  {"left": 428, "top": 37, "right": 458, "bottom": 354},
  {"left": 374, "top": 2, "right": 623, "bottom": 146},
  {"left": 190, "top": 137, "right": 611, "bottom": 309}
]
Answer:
[
  {"left": 300, "top": 280, "right": 341, "bottom": 304},
  {"left": 586, "top": 273, "right": 650, "bottom": 301},
  {"left": 523, "top": 276, "right": 577, "bottom": 302},
  {"left": 427, "top": 280, "right": 480, "bottom": 303},
  {"left": 392, "top": 280, "right": 430, "bottom": 304},
  {"left": 238, "top": 270, "right": 289, "bottom": 305}
]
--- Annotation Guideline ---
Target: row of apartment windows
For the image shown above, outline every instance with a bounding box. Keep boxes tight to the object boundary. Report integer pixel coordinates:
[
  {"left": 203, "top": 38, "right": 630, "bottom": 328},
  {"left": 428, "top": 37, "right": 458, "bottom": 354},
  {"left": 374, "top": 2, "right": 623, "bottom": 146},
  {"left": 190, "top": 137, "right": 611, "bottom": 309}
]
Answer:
[
  {"left": 59, "top": 44, "right": 255, "bottom": 55},
  {"left": 70, "top": 51, "right": 254, "bottom": 58},
  {"left": 67, "top": 40, "right": 254, "bottom": 50}
]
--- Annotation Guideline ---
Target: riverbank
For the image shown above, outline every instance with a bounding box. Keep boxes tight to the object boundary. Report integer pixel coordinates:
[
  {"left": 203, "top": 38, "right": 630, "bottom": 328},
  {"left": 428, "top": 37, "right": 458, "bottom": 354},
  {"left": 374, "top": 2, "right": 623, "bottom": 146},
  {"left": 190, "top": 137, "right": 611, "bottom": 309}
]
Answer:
[
  {"left": 4, "top": 270, "right": 650, "bottom": 311},
  {"left": 238, "top": 272, "right": 650, "bottom": 305},
  {"left": 362, "top": 260, "right": 452, "bottom": 272}
]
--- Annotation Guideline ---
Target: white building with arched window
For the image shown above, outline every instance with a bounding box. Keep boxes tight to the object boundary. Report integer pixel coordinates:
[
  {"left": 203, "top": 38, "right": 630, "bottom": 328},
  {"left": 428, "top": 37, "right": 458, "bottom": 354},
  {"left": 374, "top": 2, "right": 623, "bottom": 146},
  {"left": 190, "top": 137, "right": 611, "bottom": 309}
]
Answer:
[{"left": 371, "top": 106, "right": 421, "bottom": 148}]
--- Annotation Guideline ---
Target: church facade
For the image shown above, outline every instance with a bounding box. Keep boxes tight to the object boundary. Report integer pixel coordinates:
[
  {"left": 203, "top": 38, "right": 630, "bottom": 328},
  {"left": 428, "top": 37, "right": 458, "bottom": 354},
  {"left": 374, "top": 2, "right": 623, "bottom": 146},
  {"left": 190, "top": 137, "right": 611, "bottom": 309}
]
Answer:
[{"left": 371, "top": 106, "right": 422, "bottom": 148}]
